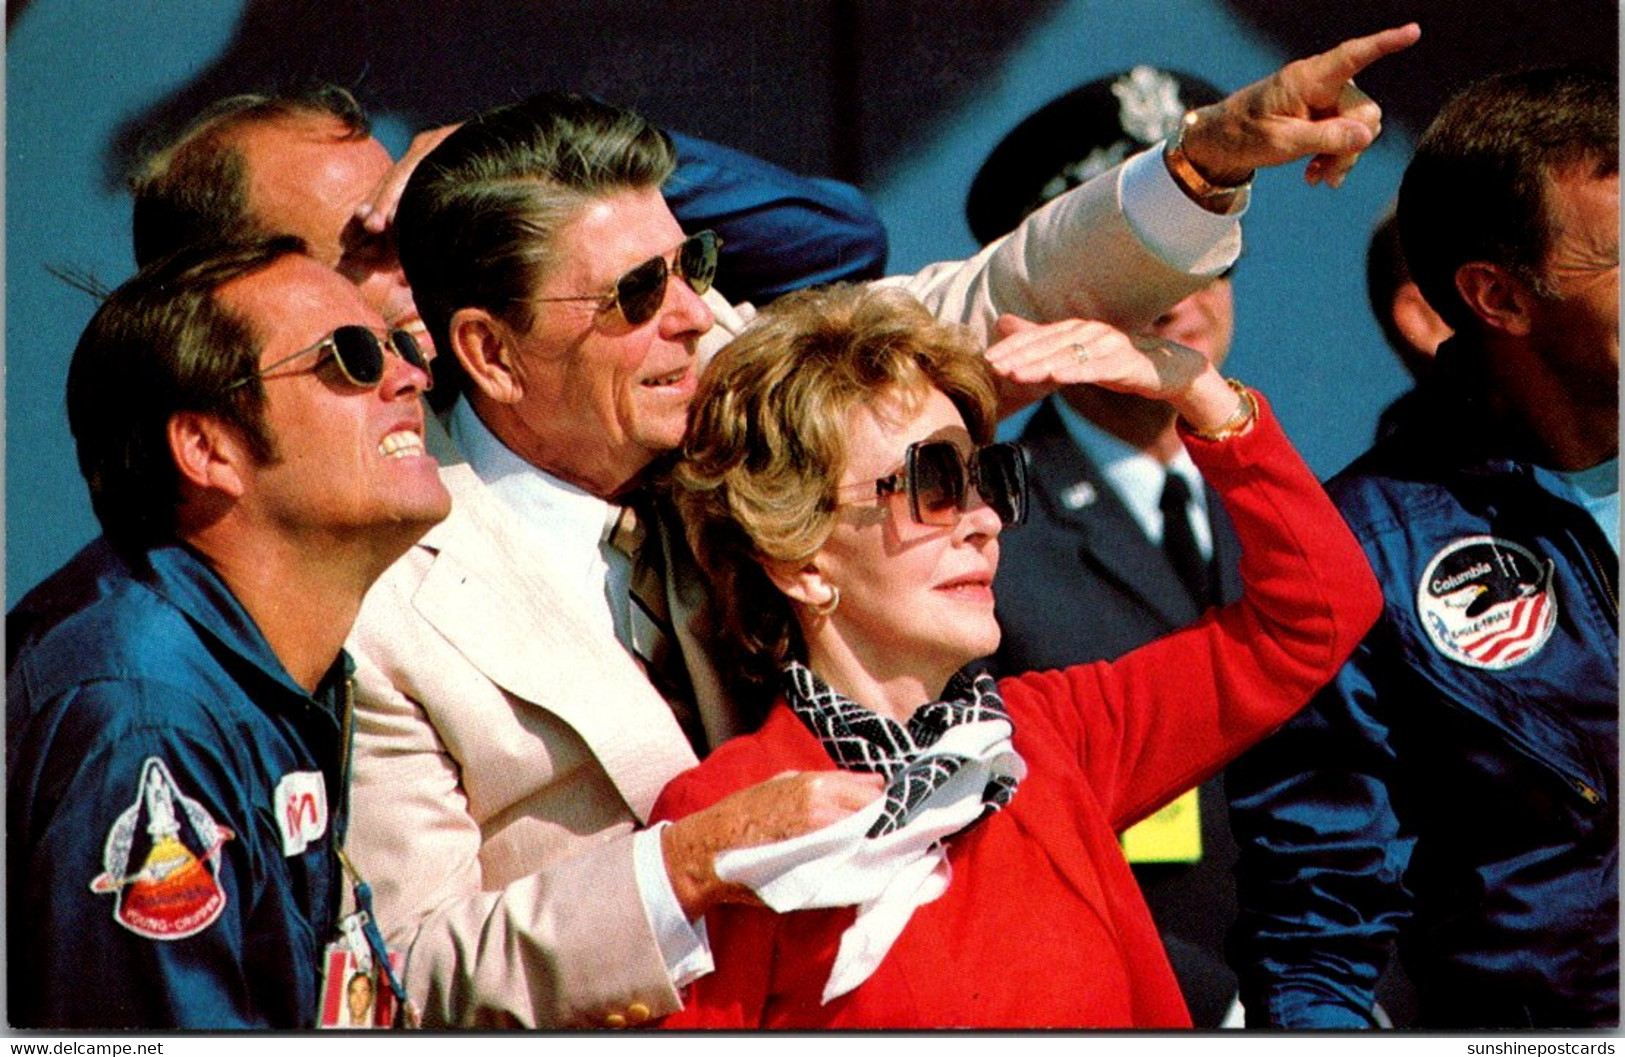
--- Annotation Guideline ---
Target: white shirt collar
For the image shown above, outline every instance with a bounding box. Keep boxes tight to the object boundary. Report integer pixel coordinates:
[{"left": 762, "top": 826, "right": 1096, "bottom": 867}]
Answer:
[
  {"left": 1049, "top": 394, "right": 1212, "bottom": 557},
  {"left": 446, "top": 398, "right": 627, "bottom": 637}
]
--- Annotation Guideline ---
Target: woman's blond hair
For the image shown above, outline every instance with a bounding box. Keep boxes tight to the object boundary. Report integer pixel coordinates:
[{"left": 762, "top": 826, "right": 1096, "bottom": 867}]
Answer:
[{"left": 674, "top": 283, "right": 997, "bottom": 700}]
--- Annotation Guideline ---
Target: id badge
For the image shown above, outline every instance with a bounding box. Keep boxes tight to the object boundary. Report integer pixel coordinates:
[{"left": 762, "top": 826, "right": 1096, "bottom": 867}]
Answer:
[
  {"left": 1120, "top": 786, "right": 1202, "bottom": 864},
  {"left": 317, "top": 911, "right": 411, "bottom": 1029}
]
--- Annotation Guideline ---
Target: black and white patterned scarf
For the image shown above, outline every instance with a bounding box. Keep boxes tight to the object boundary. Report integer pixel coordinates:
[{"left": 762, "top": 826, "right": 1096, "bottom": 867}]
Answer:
[
  {"left": 713, "top": 662, "right": 1027, "bottom": 1002},
  {"left": 782, "top": 661, "right": 1021, "bottom": 838}
]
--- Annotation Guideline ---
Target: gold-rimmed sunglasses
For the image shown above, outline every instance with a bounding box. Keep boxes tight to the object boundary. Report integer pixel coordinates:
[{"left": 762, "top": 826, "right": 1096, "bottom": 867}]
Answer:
[
  {"left": 840, "top": 440, "right": 1029, "bottom": 527},
  {"left": 531, "top": 230, "right": 721, "bottom": 326}
]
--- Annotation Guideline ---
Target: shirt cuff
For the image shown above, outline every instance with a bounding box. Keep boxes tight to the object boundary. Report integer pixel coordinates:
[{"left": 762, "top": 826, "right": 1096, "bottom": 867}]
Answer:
[
  {"left": 1120, "top": 144, "right": 1247, "bottom": 277},
  {"left": 633, "top": 822, "right": 714, "bottom": 989}
]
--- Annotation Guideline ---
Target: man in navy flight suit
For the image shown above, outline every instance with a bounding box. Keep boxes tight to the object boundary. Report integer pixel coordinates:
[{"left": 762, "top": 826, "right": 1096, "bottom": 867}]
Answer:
[
  {"left": 1228, "top": 66, "right": 1619, "bottom": 1030},
  {"left": 8, "top": 237, "right": 451, "bottom": 1027}
]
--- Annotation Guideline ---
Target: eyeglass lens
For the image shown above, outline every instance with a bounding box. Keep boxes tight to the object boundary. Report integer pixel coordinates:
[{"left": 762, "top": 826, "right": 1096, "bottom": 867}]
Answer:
[
  {"left": 975, "top": 444, "right": 1027, "bottom": 526},
  {"left": 327, "top": 326, "right": 429, "bottom": 387},
  {"left": 614, "top": 231, "right": 721, "bottom": 326},
  {"left": 907, "top": 441, "right": 1026, "bottom": 527},
  {"left": 679, "top": 230, "right": 720, "bottom": 293}
]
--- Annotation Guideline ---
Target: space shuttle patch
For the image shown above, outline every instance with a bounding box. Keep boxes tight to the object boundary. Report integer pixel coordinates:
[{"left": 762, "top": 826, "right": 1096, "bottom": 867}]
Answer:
[{"left": 89, "top": 757, "right": 234, "bottom": 940}]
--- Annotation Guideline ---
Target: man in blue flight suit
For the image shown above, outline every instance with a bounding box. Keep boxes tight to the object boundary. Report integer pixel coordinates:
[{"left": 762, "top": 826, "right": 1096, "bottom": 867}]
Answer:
[
  {"left": 1227, "top": 66, "right": 1619, "bottom": 1029},
  {"left": 8, "top": 237, "right": 452, "bottom": 1028}
]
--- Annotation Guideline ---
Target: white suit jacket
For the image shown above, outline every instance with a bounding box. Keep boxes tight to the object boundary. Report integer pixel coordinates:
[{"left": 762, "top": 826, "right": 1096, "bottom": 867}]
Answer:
[{"left": 344, "top": 155, "right": 1236, "bottom": 1027}]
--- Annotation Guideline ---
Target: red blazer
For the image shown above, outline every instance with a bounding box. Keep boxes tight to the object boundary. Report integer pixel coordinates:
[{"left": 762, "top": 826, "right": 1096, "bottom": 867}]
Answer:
[{"left": 653, "top": 398, "right": 1382, "bottom": 1029}]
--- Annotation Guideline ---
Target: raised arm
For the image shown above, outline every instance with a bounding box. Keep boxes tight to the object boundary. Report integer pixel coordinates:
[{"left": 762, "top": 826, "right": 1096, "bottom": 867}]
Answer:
[
  {"left": 1176, "top": 22, "right": 1421, "bottom": 189},
  {"left": 988, "top": 311, "right": 1382, "bottom": 825},
  {"left": 664, "top": 130, "right": 888, "bottom": 302},
  {"left": 881, "top": 24, "right": 1420, "bottom": 405}
]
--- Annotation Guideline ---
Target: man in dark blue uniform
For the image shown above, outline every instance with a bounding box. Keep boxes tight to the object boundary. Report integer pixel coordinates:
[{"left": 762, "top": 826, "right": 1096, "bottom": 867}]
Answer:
[
  {"left": 967, "top": 67, "right": 1247, "bottom": 1028},
  {"left": 1228, "top": 66, "right": 1618, "bottom": 1030},
  {"left": 8, "top": 238, "right": 451, "bottom": 1028}
]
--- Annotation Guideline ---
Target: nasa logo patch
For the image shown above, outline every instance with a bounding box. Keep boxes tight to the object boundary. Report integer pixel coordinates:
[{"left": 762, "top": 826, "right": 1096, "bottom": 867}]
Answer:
[
  {"left": 275, "top": 771, "right": 329, "bottom": 857},
  {"left": 1417, "top": 536, "right": 1558, "bottom": 670}
]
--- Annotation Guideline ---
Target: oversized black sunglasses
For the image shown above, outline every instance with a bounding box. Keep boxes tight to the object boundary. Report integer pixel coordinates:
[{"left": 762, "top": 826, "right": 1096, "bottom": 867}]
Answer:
[
  {"left": 865, "top": 440, "right": 1029, "bottom": 527},
  {"left": 226, "top": 325, "right": 430, "bottom": 392},
  {"left": 532, "top": 230, "right": 721, "bottom": 326}
]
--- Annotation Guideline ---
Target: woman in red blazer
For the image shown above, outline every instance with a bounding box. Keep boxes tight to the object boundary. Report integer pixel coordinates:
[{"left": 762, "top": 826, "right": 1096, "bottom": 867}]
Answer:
[{"left": 654, "top": 283, "right": 1380, "bottom": 1029}]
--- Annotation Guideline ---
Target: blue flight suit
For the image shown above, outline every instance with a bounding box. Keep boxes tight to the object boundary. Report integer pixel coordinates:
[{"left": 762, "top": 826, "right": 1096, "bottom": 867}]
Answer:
[
  {"left": 666, "top": 130, "right": 887, "bottom": 302},
  {"left": 1227, "top": 339, "right": 1619, "bottom": 1029},
  {"left": 9, "top": 542, "right": 353, "bottom": 1029}
]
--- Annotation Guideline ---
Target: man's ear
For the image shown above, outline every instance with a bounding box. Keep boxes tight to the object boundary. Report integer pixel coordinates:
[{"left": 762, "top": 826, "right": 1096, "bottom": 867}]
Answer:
[
  {"left": 761, "top": 557, "right": 837, "bottom": 612},
  {"left": 451, "top": 307, "right": 524, "bottom": 405},
  {"left": 167, "top": 411, "right": 249, "bottom": 500},
  {"left": 1455, "top": 261, "right": 1536, "bottom": 338}
]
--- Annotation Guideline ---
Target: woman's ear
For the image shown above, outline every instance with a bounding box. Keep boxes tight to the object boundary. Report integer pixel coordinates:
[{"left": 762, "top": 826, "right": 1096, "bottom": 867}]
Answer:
[
  {"left": 762, "top": 557, "right": 837, "bottom": 612},
  {"left": 167, "top": 411, "right": 248, "bottom": 499},
  {"left": 451, "top": 307, "right": 525, "bottom": 405}
]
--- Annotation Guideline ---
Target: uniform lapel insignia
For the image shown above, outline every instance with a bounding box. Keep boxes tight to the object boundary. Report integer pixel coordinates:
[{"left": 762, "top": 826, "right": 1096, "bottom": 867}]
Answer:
[
  {"left": 89, "top": 757, "right": 234, "bottom": 940},
  {"left": 1061, "top": 480, "right": 1098, "bottom": 511}
]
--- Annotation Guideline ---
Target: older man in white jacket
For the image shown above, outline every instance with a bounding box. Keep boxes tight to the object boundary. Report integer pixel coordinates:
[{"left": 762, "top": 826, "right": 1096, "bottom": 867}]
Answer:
[{"left": 346, "top": 24, "right": 1420, "bottom": 1028}]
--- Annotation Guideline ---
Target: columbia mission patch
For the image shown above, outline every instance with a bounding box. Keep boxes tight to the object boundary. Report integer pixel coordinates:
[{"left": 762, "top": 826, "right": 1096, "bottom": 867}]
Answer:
[{"left": 1417, "top": 536, "right": 1557, "bottom": 670}]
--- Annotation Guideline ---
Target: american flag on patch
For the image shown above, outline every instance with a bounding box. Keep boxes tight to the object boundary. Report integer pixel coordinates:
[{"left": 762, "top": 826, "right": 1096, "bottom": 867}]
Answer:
[{"left": 1418, "top": 536, "right": 1559, "bottom": 672}]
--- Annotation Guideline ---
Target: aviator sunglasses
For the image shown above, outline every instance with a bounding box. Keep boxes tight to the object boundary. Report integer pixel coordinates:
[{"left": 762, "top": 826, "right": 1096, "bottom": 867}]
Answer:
[
  {"left": 531, "top": 229, "right": 722, "bottom": 326},
  {"left": 226, "top": 325, "right": 430, "bottom": 392},
  {"left": 857, "top": 440, "right": 1029, "bottom": 527}
]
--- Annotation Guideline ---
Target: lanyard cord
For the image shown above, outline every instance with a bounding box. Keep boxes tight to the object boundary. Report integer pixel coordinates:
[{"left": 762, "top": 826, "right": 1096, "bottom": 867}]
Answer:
[
  {"left": 335, "top": 679, "right": 420, "bottom": 1028},
  {"left": 336, "top": 846, "right": 419, "bottom": 1028}
]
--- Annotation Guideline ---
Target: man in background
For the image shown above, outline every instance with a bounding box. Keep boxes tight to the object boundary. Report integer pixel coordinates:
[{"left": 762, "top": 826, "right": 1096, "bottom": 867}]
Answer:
[
  {"left": 1229, "top": 65, "right": 1618, "bottom": 1029},
  {"left": 1365, "top": 205, "right": 1452, "bottom": 440},
  {"left": 968, "top": 66, "right": 1243, "bottom": 1028}
]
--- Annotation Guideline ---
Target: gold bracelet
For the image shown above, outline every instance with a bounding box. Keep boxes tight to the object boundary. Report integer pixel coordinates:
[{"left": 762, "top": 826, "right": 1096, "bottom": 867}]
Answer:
[
  {"left": 1164, "top": 111, "right": 1253, "bottom": 213},
  {"left": 1185, "top": 378, "right": 1258, "bottom": 442}
]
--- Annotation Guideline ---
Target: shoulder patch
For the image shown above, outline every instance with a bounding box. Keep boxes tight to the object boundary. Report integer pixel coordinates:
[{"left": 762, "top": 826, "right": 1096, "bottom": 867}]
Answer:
[
  {"left": 89, "top": 757, "right": 234, "bottom": 940},
  {"left": 1416, "top": 535, "right": 1558, "bottom": 670}
]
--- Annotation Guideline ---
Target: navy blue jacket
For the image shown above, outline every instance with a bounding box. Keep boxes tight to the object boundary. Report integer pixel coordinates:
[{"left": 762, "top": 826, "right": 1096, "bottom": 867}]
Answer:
[
  {"left": 994, "top": 396, "right": 1244, "bottom": 672},
  {"left": 8, "top": 542, "right": 353, "bottom": 1029},
  {"left": 666, "top": 131, "right": 887, "bottom": 303},
  {"left": 1227, "top": 341, "right": 1619, "bottom": 1029}
]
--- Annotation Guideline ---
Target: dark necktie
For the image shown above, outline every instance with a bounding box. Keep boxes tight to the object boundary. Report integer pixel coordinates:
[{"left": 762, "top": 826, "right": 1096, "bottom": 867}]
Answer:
[
  {"left": 608, "top": 500, "right": 707, "bottom": 754},
  {"left": 1159, "top": 471, "right": 1211, "bottom": 609}
]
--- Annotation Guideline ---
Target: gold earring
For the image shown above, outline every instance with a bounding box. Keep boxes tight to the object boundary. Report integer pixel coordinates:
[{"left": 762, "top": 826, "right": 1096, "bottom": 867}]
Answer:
[{"left": 809, "top": 585, "right": 840, "bottom": 617}]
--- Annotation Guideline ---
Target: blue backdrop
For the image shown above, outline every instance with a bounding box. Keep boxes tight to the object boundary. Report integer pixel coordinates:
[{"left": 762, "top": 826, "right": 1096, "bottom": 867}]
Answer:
[{"left": 6, "top": 0, "right": 1609, "bottom": 599}]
